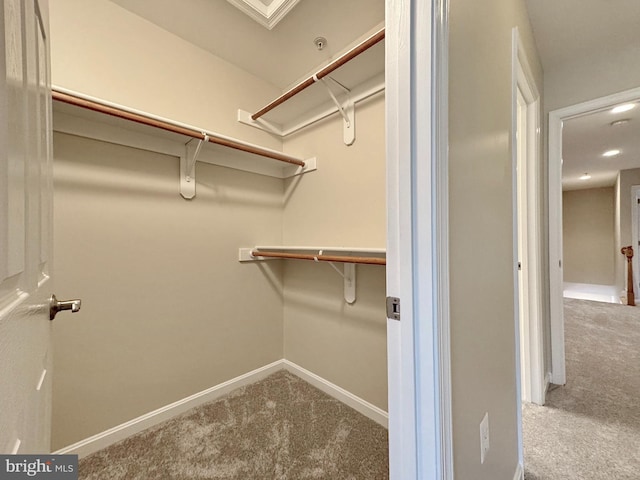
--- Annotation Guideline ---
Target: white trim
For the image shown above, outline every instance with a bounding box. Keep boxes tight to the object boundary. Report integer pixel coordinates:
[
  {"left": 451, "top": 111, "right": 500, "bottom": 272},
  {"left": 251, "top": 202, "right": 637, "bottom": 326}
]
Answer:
[
  {"left": 237, "top": 74, "right": 385, "bottom": 137},
  {"left": 434, "top": 0, "right": 453, "bottom": 478},
  {"left": 513, "top": 462, "right": 524, "bottom": 480},
  {"left": 226, "top": 0, "right": 302, "bottom": 30},
  {"left": 548, "top": 111, "right": 566, "bottom": 385},
  {"left": 282, "top": 360, "right": 388, "bottom": 427},
  {"left": 512, "top": 26, "right": 545, "bottom": 470},
  {"left": 53, "top": 110, "right": 316, "bottom": 180},
  {"left": 548, "top": 85, "right": 640, "bottom": 385},
  {"left": 53, "top": 360, "right": 391, "bottom": 459},
  {"left": 512, "top": 26, "right": 545, "bottom": 408},
  {"left": 386, "top": 0, "right": 451, "bottom": 478},
  {"left": 631, "top": 186, "right": 640, "bottom": 296},
  {"left": 53, "top": 360, "right": 284, "bottom": 458}
]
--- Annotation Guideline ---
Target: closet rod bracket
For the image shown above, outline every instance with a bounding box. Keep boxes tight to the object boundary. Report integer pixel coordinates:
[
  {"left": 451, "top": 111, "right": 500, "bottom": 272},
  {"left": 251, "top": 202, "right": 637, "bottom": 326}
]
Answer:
[
  {"left": 325, "top": 260, "right": 356, "bottom": 304},
  {"left": 318, "top": 248, "right": 356, "bottom": 304},
  {"left": 180, "top": 134, "right": 209, "bottom": 199},
  {"left": 316, "top": 76, "right": 355, "bottom": 146}
]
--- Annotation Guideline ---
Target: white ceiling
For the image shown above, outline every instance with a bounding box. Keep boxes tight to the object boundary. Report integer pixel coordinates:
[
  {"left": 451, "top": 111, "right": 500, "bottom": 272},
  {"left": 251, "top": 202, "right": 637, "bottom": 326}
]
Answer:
[
  {"left": 525, "top": 0, "right": 640, "bottom": 191},
  {"left": 108, "top": 0, "right": 384, "bottom": 91},
  {"left": 562, "top": 103, "right": 640, "bottom": 190}
]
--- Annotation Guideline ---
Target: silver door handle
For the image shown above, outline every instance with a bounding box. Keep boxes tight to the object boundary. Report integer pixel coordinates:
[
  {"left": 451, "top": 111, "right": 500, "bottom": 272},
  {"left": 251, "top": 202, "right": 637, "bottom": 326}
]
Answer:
[{"left": 49, "top": 294, "right": 81, "bottom": 320}]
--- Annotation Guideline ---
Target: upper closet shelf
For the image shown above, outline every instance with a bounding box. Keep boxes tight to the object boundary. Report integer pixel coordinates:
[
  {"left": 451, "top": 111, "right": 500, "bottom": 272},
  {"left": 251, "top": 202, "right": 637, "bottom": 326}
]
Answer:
[
  {"left": 238, "top": 28, "right": 385, "bottom": 145},
  {"left": 52, "top": 87, "right": 316, "bottom": 199}
]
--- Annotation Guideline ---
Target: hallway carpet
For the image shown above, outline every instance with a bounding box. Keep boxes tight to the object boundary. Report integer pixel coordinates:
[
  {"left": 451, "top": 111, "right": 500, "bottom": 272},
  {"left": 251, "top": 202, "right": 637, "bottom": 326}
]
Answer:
[
  {"left": 523, "top": 298, "right": 640, "bottom": 479},
  {"left": 79, "top": 370, "right": 388, "bottom": 480}
]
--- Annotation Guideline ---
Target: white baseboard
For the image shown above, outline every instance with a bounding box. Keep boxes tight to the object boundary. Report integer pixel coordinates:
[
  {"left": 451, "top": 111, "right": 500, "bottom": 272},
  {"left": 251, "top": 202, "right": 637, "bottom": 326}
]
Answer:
[
  {"left": 282, "top": 359, "right": 389, "bottom": 428},
  {"left": 54, "top": 360, "right": 284, "bottom": 458},
  {"left": 514, "top": 462, "right": 524, "bottom": 480},
  {"left": 544, "top": 372, "right": 552, "bottom": 393},
  {"left": 55, "top": 359, "right": 389, "bottom": 458}
]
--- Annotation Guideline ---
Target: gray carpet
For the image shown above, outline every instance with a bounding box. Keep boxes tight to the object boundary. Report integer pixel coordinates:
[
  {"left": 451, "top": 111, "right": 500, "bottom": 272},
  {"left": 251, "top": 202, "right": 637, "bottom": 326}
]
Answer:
[
  {"left": 79, "top": 370, "right": 389, "bottom": 479},
  {"left": 523, "top": 298, "right": 640, "bottom": 479}
]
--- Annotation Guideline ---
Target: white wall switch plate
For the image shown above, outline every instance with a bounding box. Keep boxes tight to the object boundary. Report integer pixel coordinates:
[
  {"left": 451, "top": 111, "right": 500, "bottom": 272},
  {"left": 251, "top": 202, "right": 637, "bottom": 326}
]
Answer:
[{"left": 480, "top": 412, "right": 490, "bottom": 464}]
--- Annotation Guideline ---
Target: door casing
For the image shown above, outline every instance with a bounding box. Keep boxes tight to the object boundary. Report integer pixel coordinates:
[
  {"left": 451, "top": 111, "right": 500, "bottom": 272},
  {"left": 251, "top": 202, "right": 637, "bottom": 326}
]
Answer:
[
  {"left": 385, "top": 0, "right": 453, "bottom": 478},
  {"left": 548, "top": 85, "right": 640, "bottom": 384}
]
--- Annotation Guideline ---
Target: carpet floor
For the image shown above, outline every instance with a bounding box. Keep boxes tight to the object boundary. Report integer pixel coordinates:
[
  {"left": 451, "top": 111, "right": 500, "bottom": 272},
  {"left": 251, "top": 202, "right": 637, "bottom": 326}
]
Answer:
[
  {"left": 523, "top": 298, "right": 640, "bottom": 479},
  {"left": 79, "top": 370, "right": 389, "bottom": 479}
]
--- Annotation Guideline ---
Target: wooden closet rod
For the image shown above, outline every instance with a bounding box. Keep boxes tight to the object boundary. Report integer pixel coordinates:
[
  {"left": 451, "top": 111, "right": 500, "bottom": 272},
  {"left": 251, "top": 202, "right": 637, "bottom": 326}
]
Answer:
[
  {"left": 251, "top": 250, "right": 386, "bottom": 266},
  {"left": 52, "top": 89, "right": 306, "bottom": 167},
  {"left": 251, "top": 28, "right": 385, "bottom": 120}
]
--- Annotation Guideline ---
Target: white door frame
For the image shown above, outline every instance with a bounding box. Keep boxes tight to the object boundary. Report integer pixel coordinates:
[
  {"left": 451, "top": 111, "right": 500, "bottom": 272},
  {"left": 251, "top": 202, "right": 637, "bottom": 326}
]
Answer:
[
  {"left": 548, "top": 85, "right": 640, "bottom": 384},
  {"left": 631, "top": 186, "right": 640, "bottom": 296},
  {"left": 386, "top": 0, "right": 452, "bottom": 478},
  {"left": 512, "top": 28, "right": 545, "bottom": 408}
]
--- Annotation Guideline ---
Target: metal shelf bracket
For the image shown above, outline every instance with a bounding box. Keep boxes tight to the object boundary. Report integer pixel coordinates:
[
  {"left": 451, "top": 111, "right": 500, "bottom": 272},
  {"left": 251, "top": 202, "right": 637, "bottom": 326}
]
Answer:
[
  {"left": 318, "top": 76, "right": 355, "bottom": 146},
  {"left": 239, "top": 247, "right": 363, "bottom": 304},
  {"left": 180, "top": 134, "right": 209, "bottom": 199},
  {"left": 325, "top": 259, "right": 357, "bottom": 304}
]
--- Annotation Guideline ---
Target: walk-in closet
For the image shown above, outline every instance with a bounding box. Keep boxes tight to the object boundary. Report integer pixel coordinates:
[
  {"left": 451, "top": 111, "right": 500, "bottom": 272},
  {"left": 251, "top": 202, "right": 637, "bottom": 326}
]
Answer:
[{"left": 49, "top": 0, "right": 388, "bottom": 476}]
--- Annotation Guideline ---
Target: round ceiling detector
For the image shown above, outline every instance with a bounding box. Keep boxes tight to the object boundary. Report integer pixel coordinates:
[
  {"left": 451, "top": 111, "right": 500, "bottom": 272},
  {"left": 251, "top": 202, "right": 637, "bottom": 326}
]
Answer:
[
  {"left": 610, "top": 119, "right": 630, "bottom": 127},
  {"left": 314, "top": 37, "right": 327, "bottom": 51}
]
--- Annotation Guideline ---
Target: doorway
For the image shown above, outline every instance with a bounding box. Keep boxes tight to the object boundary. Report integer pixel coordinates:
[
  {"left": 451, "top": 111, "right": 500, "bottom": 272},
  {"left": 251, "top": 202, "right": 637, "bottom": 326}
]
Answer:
[
  {"left": 513, "top": 28, "right": 544, "bottom": 409},
  {"left": 548, "top": 86, "right": 640, "bottom": 384}
]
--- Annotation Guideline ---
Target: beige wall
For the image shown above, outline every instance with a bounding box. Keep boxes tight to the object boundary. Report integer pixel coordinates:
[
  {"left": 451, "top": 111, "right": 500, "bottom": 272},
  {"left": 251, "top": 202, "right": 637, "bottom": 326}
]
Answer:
[
  {"left": 49, "top": 0, "right": 290, "bottom": 449},
  {"left": 545, "top": 45, "right": 640, "bottom": 113},
  {"left": 281, "top": 96, "right": 387, "bottom": 410},
  {"left": 449, "top": 0, "right": 543, "bottom": 478},
  {"left": 52, "top": 134, "right": 284, "bottom": 450},
  {"left": 615, "top": 168, "right": 640, "bottom": 291},
  {"left": 49, "top": 0, "right": 281, "bottom": 148},
  {"left": 50, "top": 0, "right": 388, "bottom": 449},
  {"left": 563, "top": 188, "right": 615, "bottom": 285}
]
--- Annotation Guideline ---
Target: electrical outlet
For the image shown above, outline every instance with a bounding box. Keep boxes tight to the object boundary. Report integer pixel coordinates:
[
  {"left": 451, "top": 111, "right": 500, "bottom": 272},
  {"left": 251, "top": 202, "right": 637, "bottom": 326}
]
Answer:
[{"left": 480, "top": 412, "right": 490, "bottom": 464}]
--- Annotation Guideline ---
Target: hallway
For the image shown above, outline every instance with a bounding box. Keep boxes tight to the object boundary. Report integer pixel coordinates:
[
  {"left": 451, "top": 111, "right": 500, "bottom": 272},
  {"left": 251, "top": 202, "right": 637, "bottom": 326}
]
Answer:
[{"left": 523, "top": 299, "right": 640, "bottom": 479}]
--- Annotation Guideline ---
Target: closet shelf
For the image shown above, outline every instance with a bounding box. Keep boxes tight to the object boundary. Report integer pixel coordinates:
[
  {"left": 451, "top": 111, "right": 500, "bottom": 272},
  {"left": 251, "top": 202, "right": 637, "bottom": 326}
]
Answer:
[
  {"left": 239, "top": 246, "right": 385, "bottom": 304},
  {"left": 238, "top": 246, "right": 386, "bottom": 265},
  {"left": 238, "top": 27, "right": 385, "bottom": 143},
  {"left": 52, "top": 87, "right": 317, "bottom": 199}
]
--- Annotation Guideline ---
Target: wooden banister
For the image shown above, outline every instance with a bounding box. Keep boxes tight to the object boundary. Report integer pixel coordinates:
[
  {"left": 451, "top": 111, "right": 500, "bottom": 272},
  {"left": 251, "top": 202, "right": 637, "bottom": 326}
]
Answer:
[{"left": 621, "top": 246, "right": 635, "bottom": 306}]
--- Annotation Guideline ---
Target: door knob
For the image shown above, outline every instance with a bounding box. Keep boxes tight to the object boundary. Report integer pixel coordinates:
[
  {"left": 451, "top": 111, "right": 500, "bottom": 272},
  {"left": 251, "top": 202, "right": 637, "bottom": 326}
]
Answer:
[{"left": 49, "top": 294, "right": 81, "bottom": 320}]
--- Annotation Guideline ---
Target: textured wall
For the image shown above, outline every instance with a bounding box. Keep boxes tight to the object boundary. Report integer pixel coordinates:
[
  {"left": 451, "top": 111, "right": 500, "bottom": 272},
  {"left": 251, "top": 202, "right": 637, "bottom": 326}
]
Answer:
[
  {"left": 563, "top": 187, "right": 615, "bottom": 285},
  {"left": 448, "top": 0, "right": 543, "bottom": 477}
]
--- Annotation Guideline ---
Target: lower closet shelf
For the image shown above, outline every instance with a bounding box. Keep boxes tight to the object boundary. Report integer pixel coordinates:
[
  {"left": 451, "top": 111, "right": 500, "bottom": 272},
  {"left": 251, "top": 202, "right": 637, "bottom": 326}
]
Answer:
[{"left": 238, "top": 246, "right": 386, "bottom": 304}]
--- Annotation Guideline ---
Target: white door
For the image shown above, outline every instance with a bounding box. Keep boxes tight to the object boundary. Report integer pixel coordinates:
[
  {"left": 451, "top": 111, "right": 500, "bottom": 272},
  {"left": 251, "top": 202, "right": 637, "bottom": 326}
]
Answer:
[
  {"left": 516, "top": 88, "right": 530, "bottom": 402},
  {"left": 0, "top": 0, "right": 54, "bottom": 454}
]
